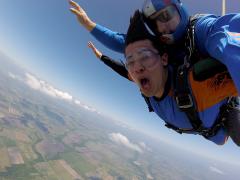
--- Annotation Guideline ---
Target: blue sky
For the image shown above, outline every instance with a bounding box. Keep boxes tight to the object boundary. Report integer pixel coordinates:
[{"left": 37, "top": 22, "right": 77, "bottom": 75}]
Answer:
[{"left": 0, "top": 0, "right": 240, "bottom": 164}]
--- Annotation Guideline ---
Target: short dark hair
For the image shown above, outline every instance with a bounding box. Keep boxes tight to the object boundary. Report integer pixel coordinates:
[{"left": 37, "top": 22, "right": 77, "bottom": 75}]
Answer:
[{"left": 125, "top": 10, "right": 166, "bottom": 55}]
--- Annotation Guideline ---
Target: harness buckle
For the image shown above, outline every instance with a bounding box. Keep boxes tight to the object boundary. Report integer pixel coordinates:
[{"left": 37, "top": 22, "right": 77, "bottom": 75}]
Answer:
[
  {"left": 176, "top": 94, "right": 193, "bottom": 109},
  {"left": 197, "top": 127, "right": 211, "bottom": 137}
]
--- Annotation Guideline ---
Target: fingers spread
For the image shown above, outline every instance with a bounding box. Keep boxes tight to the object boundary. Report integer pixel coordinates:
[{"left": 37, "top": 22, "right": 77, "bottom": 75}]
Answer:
[
  {"left": 88, "top": 42, "right": 94, "bottom": 48},
  {"left": 69, "top": 0, "right": 81, "bottom": 11},
  {"left": 88, "top": 42, "right": 92, "bottom": 48},
  {"left": 69, "top": 8, "right": 78, "bottom": 14}
]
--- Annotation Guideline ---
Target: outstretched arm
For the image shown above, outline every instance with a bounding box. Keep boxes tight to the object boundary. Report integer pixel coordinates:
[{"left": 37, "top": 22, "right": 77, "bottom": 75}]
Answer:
[
  {"left": 69, "top": 0, "right": 125, "bottom": 53},
  {"left": 88, "top": 41, "right": 131, "bottom": 81},
  {"left": 88, "top": 41, "right": 102, "bottom": 59},
  {"left": 69, "top": 0, "right": 96, "bottom": 31}
]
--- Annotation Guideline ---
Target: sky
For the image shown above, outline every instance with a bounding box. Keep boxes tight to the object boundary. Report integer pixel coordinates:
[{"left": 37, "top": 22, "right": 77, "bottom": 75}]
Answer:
[{"left": 0, "top": 0, "right": 240, "bottom": 164}]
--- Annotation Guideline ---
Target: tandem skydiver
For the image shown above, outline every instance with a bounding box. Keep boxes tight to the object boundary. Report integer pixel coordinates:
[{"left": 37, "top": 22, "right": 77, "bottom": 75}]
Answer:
[
  {"left": 69, "top": 0, "right": 240, "bottom": 146},
  {"left": 89, "top": 10, "right": 240, "bottom": 146}
]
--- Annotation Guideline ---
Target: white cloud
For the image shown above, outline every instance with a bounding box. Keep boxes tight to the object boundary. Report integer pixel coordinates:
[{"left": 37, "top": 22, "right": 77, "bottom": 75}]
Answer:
[
  {"left": 24, "top": 73, "right": 72, "bottom": 101},
  {"left": 139, "top": 142, "right": 146, "bottom": 149},
  {"left": 10, "top": 72, "right": 101, "bottom": 114},
  {"left": 74, "top": 99, "right": 101, "bottom": 114},
  {"left": 8, "top": 72, "right": 17, "bottom": 79},
  {"left": 109, "top": 133, "right": 143, "bottom": 153},
  {"left": 133, "top": 161, "right": 141, "bottom": 166},
  {"left": 74, "top": 100, "right": 81, "bottom": 105},
  {"left": 138, "top": 142, "right": 151, "bottom": 152},
  {"left": 25, "top": 73, "right": 44, "bottom": 90},
  {"left": 8, "top": 72, "right": 25, "bottom": 82},
  {"left": 209, "top": 166, "right": 224, "bottom": 175},
  {"left": 146, "top": 174, "right": 154, "bottom": 180}
]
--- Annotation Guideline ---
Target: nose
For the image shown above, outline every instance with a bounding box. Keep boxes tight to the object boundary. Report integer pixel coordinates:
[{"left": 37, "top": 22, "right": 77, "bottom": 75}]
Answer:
[
  {"left": 156, "top": 21, "right": 169, "bottom": 34},
  {"left": 133, "top": 61, "right": 145, "bottom": 74}
]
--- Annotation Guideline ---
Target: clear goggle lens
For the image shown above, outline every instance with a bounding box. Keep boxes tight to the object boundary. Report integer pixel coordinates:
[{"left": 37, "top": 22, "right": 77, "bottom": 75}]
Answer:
[{"left": 125, "top": 48, "right": 159, "bottom": 71}]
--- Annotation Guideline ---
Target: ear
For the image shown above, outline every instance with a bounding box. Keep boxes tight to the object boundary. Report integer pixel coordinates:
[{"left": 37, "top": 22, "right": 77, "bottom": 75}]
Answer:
[{"left": 161, "top": 53, "right": 168, "bottom": 66}]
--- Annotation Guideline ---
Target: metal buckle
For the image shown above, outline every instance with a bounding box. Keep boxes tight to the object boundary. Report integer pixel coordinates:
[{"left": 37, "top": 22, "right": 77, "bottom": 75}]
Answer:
[{"left": 176, "top": 94, "right": 193, "bottom": 109}]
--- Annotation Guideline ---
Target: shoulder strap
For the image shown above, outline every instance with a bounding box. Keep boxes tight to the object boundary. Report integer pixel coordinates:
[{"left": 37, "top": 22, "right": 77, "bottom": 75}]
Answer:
[
  {"left": 141, "top": 94, "right": 154, "bottom": 112},
  {"left": 174, "top": 64, "right": 204, "bottom": 130},
  {"left": 190, "top": 14, "right": 206, "bottom": 24},
  {"left": 185, "top": 14, "right": 207, "bottom": 64}
]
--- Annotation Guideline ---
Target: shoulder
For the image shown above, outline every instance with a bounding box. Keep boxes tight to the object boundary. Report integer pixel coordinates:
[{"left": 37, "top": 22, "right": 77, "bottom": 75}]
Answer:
[
  {"left": 194, "top": 14, "right": 218, "bottom": 29},
  {"left": 195, "top": 13, "right": 240, "bottom": 30},
  {"left": 190, "top": 14, "right": 209, "bottom": 23},
  {"left": 193, "top": 14, "right": 220, "bottom": 53}
]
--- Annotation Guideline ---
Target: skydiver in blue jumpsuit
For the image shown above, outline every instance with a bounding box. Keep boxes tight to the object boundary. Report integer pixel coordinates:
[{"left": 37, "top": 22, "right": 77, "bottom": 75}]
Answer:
[{"left": 69, "top": 0, "right": 240, "bottom": 146}]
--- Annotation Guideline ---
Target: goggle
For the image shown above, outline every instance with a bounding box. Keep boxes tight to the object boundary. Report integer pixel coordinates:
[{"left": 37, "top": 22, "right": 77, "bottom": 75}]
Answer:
[
  {"left": 151, "top": 5, "right": 178, "bottom": 23},
  {"left": 125, "top": 48, "right": 159, "bottom": 71}
]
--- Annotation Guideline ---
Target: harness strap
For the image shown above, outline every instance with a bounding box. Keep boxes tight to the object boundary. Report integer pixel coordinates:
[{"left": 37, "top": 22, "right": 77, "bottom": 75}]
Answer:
[
  {"left": 142, "top": 94, "right": 154, "bottom": 112},
  {"left": 175, "top": 64, "right": 204, "bottom": 130},
  {"left": 165, "top": 123, "right": 195, "bottom": 134},
  {"left": 166, "top": 97, "right": 237, "bottom": 138},
  {"left": 173, "top": 15, "right": 210, "bottom": 135}
]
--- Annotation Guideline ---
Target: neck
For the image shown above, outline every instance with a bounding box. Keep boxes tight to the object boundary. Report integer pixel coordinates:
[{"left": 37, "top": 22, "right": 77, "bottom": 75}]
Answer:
[{"left": 154, "top": 67, "right": 171, "bottom": 101}]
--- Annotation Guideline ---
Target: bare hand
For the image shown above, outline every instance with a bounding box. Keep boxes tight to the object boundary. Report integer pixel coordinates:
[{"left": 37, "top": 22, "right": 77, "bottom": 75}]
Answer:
[
  {"left": 88, "top": 41, "right": 102, "bottom": 59},
  {"left": 69, "top": 0, "right": 96, "bottom": 31}
]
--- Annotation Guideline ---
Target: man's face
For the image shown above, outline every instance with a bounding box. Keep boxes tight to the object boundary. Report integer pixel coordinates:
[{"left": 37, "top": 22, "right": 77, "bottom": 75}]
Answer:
[
  {"left": 150, "top": 5, "right": 181, "bottom": 43},
  {"left": 125, "top": 39, "right": 168, "bottom": 98}
]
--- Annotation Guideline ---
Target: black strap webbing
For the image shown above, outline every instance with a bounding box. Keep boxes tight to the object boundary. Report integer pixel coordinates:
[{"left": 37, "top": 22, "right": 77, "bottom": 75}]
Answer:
[
  {"left": 175, "top": 64, "right": 203, "bottom": 130},
  {"left": 173, "top": 15, "right": 205, "bottom": 131},
  {"left": 142, "top": 94, "right": 154, "bottom": 112},
  {"left": 165, "top": 98, "right": 234, "bottom": 138}
]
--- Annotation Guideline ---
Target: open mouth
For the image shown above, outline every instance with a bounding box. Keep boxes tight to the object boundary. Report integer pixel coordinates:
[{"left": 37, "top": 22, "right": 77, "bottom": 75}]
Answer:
[
  {"left": 160, "top": 35, "right": 170, "bottom": 42},
  {"left": 140, "top": 78, "right": 150, "bottom": 90}
]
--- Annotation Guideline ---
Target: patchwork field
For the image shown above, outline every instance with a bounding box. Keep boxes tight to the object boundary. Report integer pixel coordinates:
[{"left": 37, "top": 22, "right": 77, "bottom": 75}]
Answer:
[
  {"left": 0, "top": 148, "right": 11, "bottom": 172},
  {"left": 7, "top": 147, "right": 24, "bottom": 165}
]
